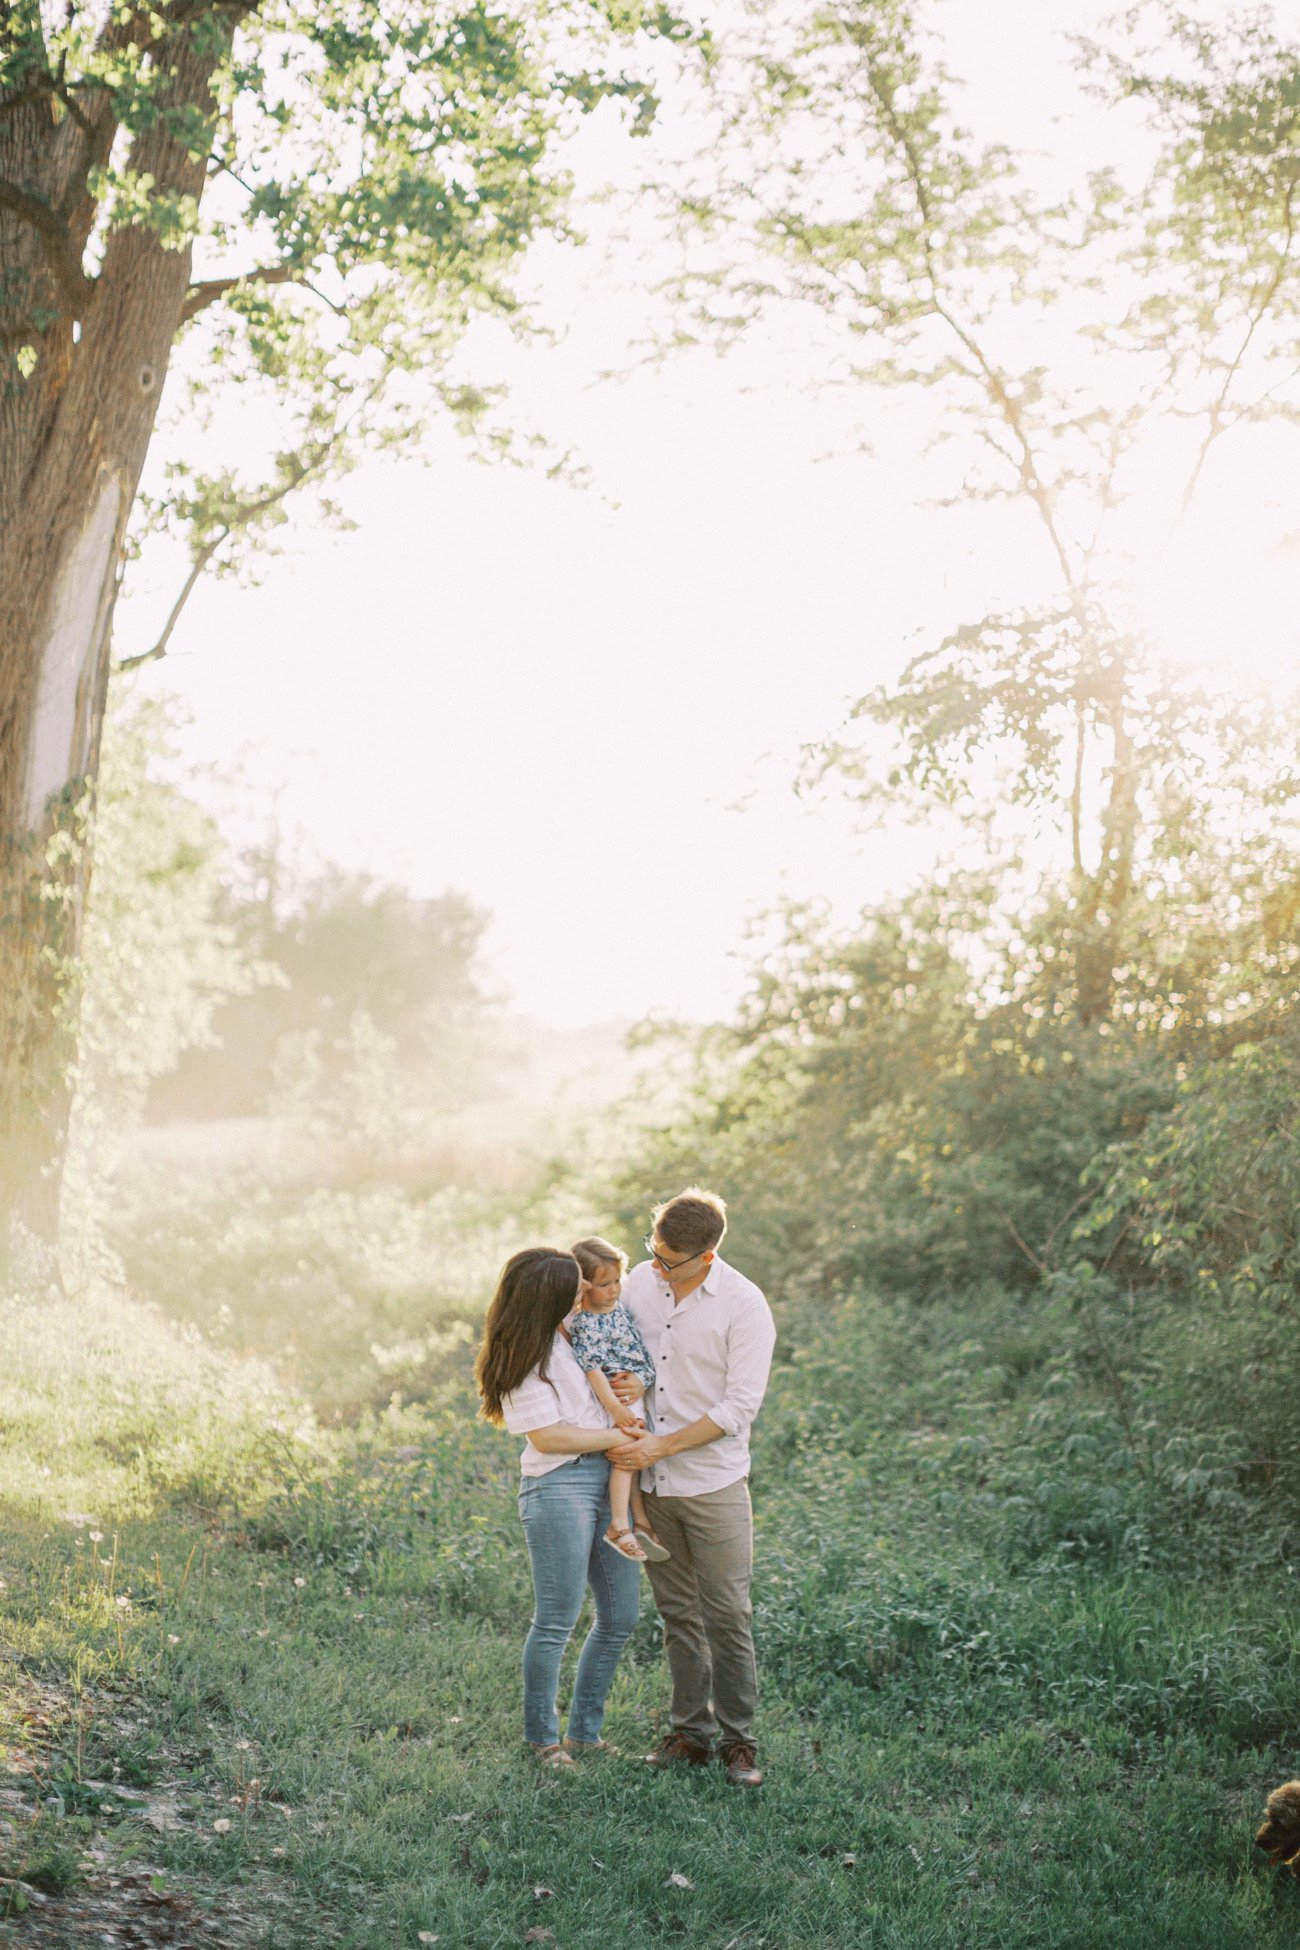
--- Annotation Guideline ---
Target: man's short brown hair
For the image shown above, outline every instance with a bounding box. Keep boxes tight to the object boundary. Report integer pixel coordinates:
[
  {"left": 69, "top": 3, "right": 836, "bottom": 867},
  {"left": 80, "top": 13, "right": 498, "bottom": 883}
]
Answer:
[{"left": 653, "top": 1187, "right": 727, "bottom": 1256}]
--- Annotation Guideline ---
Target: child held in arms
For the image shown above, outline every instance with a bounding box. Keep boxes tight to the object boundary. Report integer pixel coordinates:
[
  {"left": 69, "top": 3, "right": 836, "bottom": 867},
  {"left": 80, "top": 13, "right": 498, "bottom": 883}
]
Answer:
[{"left": 570, "top": 1237, "right": 670, "bottom": 1565}]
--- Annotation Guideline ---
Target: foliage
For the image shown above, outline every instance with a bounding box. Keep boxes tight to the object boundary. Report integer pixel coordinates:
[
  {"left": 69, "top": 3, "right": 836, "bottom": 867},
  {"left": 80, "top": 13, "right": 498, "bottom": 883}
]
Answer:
[
  {"left": 610, "top": 888, "right": 1171, "bottom": 1305},
  {"left": 59, "top": 693, "right": 277, "bottom": 1279},
  {"left": 4, "top": 0, "right": 698, "bottom": 616},
  {"left": 73, "top": 695, "right": 271, "bottom": 1120},
  {"left": 1093, "top": 4, "right": 1300, "bottom": 495},
  {"left": 0, "top": 1281, "right": 299, "bottom": 1524},
  {"left": 1081, "top": 1023, "right": 1300, "bottom": 1496},
  {"left": 154, "top": 858, "right": 498, "bottom": 1119},
  {"left": 594, "top": 4, "right": 1300, "bottom": 1534},
  {"left": 1094, "top": 1026, "right": 1300, "bottom": 1313},
  {"left": 659, "top": 0, "right": 1300, "bottom": 1026},
  {"left": 105, "top": 1137, "right": 592, "bottom": 1418}
]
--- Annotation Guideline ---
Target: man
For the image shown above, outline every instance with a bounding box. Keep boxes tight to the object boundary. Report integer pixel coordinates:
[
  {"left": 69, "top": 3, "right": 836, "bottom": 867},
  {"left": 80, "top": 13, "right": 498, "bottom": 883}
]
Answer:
[{"left": 608, "top": 1187, "right": 776, "bottom": 1788}]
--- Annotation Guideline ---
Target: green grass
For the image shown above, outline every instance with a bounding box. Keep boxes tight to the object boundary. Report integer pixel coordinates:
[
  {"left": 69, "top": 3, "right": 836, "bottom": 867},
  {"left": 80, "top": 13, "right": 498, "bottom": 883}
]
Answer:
[{"left": 2, "top": 1279, "right": 1299, "bottom": 1947}]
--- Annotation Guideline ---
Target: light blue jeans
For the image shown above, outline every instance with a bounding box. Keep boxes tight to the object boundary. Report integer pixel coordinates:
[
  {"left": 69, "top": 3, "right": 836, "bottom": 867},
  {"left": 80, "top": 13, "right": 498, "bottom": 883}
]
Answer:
[{"left": 517, "top": 1454, "right": 642, "bottom": 1747}]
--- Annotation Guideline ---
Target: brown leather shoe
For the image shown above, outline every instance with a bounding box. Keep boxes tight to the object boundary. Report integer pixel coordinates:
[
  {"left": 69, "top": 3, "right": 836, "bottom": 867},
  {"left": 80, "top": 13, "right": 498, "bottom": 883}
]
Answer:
[
  {"left": 720, "top": 1740, "right": 764, "bottom": 1787},
  {"left": 645, "top": 1730, "right": 711, "bottom": 1769}
]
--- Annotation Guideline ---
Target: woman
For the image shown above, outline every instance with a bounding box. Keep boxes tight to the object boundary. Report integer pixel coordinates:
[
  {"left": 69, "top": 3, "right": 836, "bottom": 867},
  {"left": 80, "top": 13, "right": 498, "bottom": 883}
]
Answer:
[{"left": 475, "top": 1245, "right": 642, "bottom": 1767}]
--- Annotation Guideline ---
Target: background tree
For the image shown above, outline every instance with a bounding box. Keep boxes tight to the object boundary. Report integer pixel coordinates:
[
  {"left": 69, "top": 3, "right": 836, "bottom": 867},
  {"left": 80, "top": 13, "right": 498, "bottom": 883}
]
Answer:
[
  {"left": 59, "top": 690, "right": 273, "bottom": 1276},
  {"left": 0, "top": 0, "right": 683, "bottom": 1262},
  {"left": 152, "top": 860, "right": 496, "bottom": 1119},
  {"left": 663, "top": 0, "right": 1300, "bottom": 1027},
  {"left": 612, "top": 1, "right": 1300, "bottom": 1340}
]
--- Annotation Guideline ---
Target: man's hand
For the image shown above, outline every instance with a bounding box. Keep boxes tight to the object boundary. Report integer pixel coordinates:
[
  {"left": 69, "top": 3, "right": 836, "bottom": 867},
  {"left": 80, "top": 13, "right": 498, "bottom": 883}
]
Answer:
[
  {"left": 610, "top": 1371, "right": 644, "bottom": 1407},
  {"left": 607, "top": 1431, "right": 668, "bottom": 1471}
]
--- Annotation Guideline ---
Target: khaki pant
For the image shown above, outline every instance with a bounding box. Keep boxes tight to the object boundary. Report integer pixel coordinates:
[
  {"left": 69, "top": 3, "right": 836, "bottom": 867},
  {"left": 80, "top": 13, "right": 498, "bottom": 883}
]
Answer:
[{"left": 642, "top": 1478, "right": 757, "bottom": 1749}]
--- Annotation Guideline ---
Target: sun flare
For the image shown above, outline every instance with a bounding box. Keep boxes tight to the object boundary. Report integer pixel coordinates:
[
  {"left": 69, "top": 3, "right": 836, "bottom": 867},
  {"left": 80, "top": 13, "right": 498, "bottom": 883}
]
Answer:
[{"left": 1118, "top": 436, "right": 1300, "bottom": 701}]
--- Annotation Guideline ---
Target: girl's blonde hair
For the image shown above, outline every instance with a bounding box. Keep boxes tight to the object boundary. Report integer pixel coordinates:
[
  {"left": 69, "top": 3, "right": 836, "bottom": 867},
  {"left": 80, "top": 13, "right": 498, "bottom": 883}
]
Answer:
[{"left": 571, "top": 1235, "right": 628, "bottom": 1280}]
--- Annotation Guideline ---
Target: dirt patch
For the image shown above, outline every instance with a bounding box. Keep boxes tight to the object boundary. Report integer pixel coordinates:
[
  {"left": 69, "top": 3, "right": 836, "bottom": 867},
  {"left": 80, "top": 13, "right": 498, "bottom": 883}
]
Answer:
[
  {"left": 2, "top": 1863, "right": 247, "bottom": 1947},
  {"left": 0, "top": 1675, "right": 295, "bottom": 1950}
]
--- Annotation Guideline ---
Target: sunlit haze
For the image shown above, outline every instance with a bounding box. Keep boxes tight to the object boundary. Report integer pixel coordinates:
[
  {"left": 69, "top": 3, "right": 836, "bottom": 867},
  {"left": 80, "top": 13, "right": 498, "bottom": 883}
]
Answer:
[{"left": 119, "top": 0, "right": 1294, "bottom": 1030}]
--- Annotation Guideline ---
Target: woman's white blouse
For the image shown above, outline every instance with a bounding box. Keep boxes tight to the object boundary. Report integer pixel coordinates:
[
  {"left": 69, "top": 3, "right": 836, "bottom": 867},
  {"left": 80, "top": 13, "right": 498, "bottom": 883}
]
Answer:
[{"left": 500, "top": 1333, "right": 613, "bottom": 1478}]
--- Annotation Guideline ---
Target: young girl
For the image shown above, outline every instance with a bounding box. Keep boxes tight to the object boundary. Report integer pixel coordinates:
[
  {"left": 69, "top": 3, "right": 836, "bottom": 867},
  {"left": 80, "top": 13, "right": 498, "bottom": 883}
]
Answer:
[{"left": 569, "top": 1236, "right": 670, "bottom": 1565}]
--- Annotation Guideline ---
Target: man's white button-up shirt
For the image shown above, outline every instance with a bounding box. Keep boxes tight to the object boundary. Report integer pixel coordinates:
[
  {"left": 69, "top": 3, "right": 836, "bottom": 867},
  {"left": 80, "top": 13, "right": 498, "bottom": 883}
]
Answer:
[{"left": 623, "top": 1253, "right": 776, "bottom": 1497}]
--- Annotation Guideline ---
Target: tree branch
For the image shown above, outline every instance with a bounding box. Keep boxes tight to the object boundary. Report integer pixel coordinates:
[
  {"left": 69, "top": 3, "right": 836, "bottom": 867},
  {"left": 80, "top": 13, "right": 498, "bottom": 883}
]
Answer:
[
  {"left": 115, "top": 535, "right": 227, "bottom": 673},
  {"left": 164, "top": 0, "right": 263, "bottom": 22},
  {"left": 1003, "top": 1211, "right": 1050, "bottom": 1276},
  {"left": 181, "top": 262, "right": 344, "bottom": 321},
  {"left": 0, "top": 71, "right": 96, "bottom": 135},
  {"left": 1070, "top": 691, "right": 1086, "bottom": 877},
  {"left": 863, "top": 61, "right": 1085, "bottom": 605},
  {"left": 1176, "top": 184, "right": 1297, "bottom": 522},
  {"left": 115, "top": 436, "right": 345, "bottom": 672},
  {"left": 101, "top": 0, "right": 261, "bottom": 45},
  {"left": 0, "top": 177, "right": 95, "bottom": 316},
  {"left": 180, "top": 263, "right": 296, "bottom": 321}
]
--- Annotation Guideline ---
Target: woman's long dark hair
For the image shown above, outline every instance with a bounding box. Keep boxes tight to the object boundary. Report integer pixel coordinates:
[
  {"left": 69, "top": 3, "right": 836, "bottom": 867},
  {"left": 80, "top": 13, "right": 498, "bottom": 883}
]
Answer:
[{"left": 476, "top": 1247, "right": 582, "bottom": 1426}]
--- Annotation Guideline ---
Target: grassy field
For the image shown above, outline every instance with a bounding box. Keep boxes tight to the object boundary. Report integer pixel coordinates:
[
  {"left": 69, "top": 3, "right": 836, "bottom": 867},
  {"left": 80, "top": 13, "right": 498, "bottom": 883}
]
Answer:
[{"left": 3, "top": 1251, "right": 1300, "bottom": 1948}]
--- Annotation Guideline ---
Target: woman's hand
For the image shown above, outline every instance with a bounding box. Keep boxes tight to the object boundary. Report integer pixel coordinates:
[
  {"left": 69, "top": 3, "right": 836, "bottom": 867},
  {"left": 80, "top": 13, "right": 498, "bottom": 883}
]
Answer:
[
  {"left": 528, "top": 1422, "right": 629, "bottom": 1456},
  {"left": 610, "top": 1371, "right": 645, "bottom": 1406}
]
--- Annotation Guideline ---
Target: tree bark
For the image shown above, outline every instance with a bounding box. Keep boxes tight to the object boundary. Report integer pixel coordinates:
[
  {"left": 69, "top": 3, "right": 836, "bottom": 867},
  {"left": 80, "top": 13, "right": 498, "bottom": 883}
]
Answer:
[{"left": 0, "top": 15, "right": 225, "bottom": 1270}]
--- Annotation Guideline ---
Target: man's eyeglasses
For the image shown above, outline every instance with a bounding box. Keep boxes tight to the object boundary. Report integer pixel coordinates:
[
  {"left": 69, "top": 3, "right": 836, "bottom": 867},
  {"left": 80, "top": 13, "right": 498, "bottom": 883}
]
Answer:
[{"left": 644, "top": 1235, "right": 704, "bottom": 1277}]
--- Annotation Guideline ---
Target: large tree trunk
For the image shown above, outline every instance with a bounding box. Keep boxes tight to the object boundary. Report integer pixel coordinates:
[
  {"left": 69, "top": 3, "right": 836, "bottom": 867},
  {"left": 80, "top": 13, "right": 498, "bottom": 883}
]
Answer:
[{"left": 0, "top": 14, "right": 224, "bottom": 1270}]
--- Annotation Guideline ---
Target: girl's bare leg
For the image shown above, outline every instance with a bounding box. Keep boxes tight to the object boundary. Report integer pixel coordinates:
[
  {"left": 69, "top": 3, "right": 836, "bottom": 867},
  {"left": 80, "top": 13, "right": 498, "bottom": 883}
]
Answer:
[{"left": 609, "top": 1464, "right": 633, "bottom": 1534}]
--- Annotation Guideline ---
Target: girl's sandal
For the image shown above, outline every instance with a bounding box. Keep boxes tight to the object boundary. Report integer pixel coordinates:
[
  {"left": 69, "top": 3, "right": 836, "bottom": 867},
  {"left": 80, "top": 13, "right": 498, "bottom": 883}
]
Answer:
[
  {"left": 605, "top": 1524, "right": 648, "bottom": 1562},
  {"left": 634, "top": 1527, "right": 671, "bottom": 1563},
  {"left": 529, "top": 1742, "right": 576, "bottom": 1768}
]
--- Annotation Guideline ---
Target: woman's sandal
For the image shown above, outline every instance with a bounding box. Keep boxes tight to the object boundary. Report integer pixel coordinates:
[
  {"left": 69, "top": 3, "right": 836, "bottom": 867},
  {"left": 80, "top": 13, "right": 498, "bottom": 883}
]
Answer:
[
  {"left": 529, "top": 1742, "right": 576, "bottom": 1768},
  {"left": 634, "top": 1527, "right": 671, "bottom": 1563},
  {"left": 605, "top": 1524, "right": 648, "bottom": 1562},
  {"left": 563, "top": 1736, "right": 619, "bottom": 1757}
]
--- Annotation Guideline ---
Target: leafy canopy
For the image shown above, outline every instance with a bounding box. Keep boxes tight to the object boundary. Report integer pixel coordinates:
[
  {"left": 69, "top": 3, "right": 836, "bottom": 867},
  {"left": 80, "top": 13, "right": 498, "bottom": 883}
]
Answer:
[{"left": 4, "top": 0, "right": 696, "bottom": 628}]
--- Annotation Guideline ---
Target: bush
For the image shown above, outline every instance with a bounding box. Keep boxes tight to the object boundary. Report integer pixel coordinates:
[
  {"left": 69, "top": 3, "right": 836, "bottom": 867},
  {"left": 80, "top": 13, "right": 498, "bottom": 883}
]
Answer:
[{"left": 249, "top": 1406, "right": 531, "bottom": 1622}]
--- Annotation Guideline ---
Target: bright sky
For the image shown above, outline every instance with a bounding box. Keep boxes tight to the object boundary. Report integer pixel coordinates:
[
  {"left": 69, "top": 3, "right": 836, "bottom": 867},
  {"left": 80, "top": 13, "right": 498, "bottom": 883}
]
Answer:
[{"left": 122, "top": 0, "right": 1300, "bottom": 1028}]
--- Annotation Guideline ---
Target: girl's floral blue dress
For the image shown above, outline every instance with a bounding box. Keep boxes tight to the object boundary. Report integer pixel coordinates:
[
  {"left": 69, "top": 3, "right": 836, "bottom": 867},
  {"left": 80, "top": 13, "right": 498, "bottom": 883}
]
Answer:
[{"left": 569, "top": 1303, "right": 656, "bottom": 1391}]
